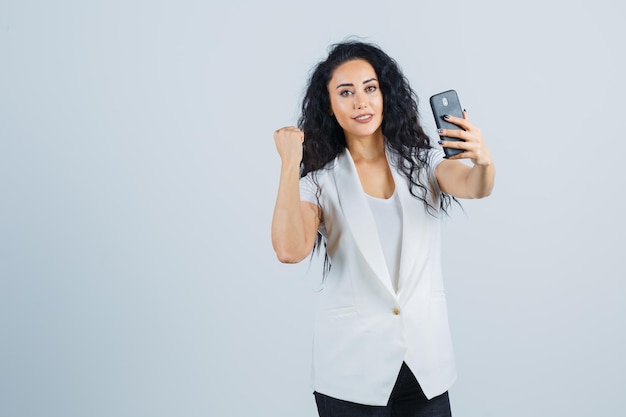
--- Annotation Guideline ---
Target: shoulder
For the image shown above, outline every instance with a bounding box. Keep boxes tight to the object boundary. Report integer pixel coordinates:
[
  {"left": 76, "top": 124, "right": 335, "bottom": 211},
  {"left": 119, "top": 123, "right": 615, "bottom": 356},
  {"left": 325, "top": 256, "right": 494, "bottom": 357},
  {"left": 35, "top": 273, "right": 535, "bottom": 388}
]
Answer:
[
  {"left": 388, "top": 146, "right": 445, "bottom": 172},
  {"left": 302, "top": 153, "right": 342, "bottom": 181},
  {"left": 417, "top": 147, "right": 446, "bottom": 168},
  {"left": 300, "top": 155, "right": 340, "bottom": 196}
]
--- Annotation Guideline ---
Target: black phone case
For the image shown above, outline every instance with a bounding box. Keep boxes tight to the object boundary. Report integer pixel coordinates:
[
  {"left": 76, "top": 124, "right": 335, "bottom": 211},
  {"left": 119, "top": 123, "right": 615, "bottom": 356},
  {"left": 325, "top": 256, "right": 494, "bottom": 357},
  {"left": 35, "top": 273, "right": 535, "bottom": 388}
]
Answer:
[{"left": 430, "top": 90, "right": 464, "bottom": 158}]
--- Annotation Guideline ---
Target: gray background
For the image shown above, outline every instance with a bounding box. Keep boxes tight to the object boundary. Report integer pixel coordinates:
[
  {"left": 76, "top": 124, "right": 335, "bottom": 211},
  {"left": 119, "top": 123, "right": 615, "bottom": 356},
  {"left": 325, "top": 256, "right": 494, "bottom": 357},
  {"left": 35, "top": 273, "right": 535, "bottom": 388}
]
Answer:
[{"left": 1, "top": 0, "right": 624, "bottom": 416}]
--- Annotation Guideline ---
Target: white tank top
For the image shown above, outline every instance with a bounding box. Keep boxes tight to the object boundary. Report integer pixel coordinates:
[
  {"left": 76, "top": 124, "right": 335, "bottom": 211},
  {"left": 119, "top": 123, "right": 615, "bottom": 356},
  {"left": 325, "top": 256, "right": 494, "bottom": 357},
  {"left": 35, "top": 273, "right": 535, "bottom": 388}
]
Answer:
[{"left": 366, "top": 190, "right": 403, "bottom": 292}]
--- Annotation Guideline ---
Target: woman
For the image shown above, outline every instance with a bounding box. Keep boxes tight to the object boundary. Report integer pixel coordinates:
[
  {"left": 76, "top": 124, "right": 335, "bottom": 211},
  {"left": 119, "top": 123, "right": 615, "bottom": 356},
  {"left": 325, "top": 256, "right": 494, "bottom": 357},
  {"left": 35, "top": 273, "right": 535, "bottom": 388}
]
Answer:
[{"left": 271, "top": 41, "right": 495, "bottom": 417}]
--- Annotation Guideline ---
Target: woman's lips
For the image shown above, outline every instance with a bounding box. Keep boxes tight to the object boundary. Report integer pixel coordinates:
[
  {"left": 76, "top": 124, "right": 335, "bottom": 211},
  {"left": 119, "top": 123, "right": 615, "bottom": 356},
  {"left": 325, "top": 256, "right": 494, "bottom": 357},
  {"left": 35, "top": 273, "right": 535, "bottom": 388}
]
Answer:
[{"left": 353, "top": 114, "right": 373, "bottom": 123}]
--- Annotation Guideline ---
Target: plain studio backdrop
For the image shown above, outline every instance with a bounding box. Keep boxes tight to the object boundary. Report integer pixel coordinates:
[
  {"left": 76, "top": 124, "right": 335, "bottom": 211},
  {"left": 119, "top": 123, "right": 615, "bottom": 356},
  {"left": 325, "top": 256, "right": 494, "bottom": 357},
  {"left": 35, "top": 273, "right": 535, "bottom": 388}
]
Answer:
[{"left": 1, "top": 1, "right": 624, "bottom": 416}]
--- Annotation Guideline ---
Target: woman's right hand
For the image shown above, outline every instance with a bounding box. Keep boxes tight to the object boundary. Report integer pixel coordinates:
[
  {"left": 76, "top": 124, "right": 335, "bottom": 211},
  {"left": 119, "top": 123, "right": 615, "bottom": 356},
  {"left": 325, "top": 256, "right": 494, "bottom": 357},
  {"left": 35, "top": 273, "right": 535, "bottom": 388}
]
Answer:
[{"left": 274, "top": 126, "right": 304, "bottom": 165}]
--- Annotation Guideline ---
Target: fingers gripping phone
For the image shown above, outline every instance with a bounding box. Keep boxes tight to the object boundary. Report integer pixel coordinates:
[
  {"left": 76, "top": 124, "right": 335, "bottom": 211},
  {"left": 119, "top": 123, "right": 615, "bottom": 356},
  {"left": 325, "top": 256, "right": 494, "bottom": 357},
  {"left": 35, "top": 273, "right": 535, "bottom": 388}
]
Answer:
[{"left": 430, "top": 90, "right": 464, "bottom": 158}]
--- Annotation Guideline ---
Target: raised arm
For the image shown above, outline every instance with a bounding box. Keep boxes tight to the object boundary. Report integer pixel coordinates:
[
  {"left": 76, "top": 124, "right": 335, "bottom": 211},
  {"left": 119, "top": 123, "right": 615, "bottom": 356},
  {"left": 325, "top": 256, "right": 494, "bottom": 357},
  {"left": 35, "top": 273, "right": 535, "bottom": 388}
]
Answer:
[
  {"left": 271, "top": 126, "right": 321, "bottom": 263},
  {"left": 434, "top": 111, "right": 495, "bottom": 199}
]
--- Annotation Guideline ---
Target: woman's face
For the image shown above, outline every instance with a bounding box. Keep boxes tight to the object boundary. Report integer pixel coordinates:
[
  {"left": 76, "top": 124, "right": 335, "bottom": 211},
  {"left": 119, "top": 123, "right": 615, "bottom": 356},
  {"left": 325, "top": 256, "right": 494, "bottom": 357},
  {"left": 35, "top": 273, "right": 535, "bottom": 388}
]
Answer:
[{"left": 327, "top": 59, "right": 383, "bottom": 141}]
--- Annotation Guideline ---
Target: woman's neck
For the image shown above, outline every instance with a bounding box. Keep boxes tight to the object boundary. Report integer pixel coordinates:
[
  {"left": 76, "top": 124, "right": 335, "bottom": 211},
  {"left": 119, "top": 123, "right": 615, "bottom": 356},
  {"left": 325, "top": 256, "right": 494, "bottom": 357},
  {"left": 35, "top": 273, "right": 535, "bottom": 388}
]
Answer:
[{"left": 345, "top": 130, "right": 385, "bottom": 163}]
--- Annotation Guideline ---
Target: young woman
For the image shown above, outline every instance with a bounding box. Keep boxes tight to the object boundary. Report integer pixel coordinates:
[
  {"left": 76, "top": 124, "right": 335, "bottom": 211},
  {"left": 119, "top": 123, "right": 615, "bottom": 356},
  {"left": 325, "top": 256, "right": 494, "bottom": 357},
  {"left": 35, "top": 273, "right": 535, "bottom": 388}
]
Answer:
[{"left": 271, "top": 41, "right": 495, "bottom": 417}]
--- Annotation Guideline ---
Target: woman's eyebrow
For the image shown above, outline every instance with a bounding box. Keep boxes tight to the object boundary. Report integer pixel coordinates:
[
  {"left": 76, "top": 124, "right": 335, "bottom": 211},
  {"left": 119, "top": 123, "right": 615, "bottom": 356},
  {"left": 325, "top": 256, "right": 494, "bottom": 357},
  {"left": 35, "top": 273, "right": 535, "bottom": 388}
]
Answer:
[{"left": 335, "top": 78, "right": 378, "bottom": 89}]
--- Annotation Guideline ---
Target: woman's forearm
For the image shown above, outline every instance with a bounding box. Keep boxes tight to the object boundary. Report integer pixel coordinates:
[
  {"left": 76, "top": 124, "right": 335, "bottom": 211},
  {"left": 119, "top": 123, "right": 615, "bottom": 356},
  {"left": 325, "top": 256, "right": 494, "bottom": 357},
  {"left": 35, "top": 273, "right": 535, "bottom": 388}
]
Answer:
[
  {"left": 465, "top": 161, "right": 496, "bottom": 199},
  {"left": 271, "top": 162, "right": 311, "bottom": 263}
]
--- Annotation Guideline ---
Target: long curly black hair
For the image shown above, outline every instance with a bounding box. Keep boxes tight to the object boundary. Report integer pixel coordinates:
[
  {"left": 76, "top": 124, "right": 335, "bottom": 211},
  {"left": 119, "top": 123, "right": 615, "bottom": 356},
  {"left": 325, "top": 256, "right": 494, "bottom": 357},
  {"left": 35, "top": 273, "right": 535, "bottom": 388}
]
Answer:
[{"left": 298, "top": 40, "right": 454, "bottom": 214}]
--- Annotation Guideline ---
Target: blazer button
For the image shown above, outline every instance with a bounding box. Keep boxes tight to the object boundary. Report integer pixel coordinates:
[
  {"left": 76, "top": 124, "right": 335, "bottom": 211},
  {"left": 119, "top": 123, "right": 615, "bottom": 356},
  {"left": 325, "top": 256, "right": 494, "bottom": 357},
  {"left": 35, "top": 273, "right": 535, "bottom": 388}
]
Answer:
[{"left": 392, "top": 308, "right": 400, "bottom": 315}]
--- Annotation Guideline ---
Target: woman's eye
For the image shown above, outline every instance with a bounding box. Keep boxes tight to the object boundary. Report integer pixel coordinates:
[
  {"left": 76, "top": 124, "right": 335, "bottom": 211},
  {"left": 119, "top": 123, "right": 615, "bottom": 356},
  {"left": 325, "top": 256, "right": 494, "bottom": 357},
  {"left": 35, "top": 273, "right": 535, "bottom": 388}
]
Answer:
[
  {"left": 340, "top": 90, "right": 353, "bottom": 97},
  {"left": 366, "top": 85, "right": 377, "bottom": 93}
]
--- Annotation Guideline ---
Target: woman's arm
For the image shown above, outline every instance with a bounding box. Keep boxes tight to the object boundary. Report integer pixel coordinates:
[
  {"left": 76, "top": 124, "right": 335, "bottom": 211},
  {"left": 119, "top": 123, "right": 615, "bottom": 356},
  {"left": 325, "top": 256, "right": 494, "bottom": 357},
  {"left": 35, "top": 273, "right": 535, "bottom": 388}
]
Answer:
[
  {"left": 271, "top": 126, "right": 321, "bottom": 263},
  {"left": 434, "top": 111, "right": 495, "bottom": 199}
]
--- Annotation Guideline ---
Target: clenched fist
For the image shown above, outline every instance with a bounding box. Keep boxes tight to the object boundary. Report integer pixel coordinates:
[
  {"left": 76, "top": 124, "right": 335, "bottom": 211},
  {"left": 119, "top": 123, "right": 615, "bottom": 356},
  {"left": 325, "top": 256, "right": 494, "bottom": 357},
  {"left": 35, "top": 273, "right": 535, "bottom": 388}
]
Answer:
[{"left": 274, "top": 126, "right": 304, "bottom": 166}]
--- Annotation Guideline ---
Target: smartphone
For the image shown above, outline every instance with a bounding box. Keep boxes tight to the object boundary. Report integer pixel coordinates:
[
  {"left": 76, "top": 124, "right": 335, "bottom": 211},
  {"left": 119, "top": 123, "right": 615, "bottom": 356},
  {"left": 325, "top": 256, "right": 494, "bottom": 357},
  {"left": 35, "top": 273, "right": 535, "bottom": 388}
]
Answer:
[{"left": 429, "top": 90, "right": 464, "bottom": 158}]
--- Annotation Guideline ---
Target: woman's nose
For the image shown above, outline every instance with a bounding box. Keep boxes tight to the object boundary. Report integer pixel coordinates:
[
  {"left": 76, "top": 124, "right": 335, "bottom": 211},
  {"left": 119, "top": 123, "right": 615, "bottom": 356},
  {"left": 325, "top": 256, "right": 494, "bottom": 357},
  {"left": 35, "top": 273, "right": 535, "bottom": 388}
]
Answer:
[{"left": 354, "top": 94, "right": 367, "bottom": 109}]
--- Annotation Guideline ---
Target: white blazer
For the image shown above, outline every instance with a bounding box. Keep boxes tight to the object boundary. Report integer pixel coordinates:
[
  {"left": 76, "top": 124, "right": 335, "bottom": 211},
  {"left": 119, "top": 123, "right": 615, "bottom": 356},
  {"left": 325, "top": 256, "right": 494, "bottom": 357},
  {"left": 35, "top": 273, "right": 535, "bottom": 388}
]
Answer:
[{"left": 308, "top": 147, "right": 456, "bottom": 405}]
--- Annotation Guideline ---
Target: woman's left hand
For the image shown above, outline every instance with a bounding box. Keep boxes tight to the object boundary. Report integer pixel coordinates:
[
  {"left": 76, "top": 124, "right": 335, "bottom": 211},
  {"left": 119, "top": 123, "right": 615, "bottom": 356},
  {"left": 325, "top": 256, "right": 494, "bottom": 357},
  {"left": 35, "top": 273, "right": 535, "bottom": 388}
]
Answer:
[{"left": 437, "top": 111, "right": 493, "bottom": 167}]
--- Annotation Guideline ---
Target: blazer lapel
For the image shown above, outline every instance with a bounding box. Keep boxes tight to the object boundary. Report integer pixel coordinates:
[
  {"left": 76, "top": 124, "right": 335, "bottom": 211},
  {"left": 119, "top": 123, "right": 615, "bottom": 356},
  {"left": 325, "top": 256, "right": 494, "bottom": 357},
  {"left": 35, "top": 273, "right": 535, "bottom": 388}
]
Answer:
[
  {"left": 332, "top": 149, "right": 395, "bottom": 297},
  {"left": 387, "top": 151, "right": 435, "bottom": 298}
]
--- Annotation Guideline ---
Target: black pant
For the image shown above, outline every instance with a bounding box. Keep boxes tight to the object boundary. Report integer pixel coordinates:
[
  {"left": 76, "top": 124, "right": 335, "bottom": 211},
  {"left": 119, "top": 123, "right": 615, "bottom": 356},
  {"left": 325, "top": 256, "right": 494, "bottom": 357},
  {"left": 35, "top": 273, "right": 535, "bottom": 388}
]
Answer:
[{"left": 314, "top": 363, "right": 452, "bottom": 417}]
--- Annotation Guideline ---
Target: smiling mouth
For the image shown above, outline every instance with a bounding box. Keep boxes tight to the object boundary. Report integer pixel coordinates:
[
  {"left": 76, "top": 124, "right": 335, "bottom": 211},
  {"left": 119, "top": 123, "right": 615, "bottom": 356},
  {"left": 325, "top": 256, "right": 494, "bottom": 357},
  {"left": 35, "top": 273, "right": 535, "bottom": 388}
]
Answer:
[{"left": 354, "top": 114, "right": 373, "bottom": 122}]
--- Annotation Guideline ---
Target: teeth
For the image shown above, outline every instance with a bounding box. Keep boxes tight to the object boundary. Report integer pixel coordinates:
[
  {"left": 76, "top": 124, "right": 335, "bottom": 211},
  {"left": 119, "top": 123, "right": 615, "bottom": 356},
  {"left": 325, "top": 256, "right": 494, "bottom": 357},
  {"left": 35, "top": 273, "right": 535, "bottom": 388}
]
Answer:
[{"left": 355, "top": 115, "right": 371, "bottom": 120}]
